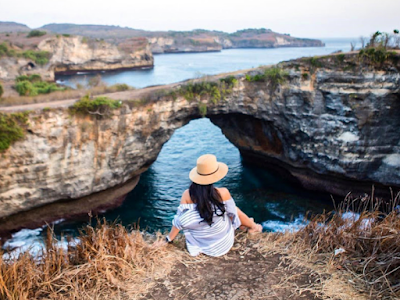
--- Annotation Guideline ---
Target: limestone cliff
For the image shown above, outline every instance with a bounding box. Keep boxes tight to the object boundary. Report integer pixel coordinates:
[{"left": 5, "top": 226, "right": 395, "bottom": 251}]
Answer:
[
  {"left": 147, "top": 30, "right": 323, "bottom": 53},
  {"left": 0, "top": 35, "right": 154, "bottom": 82},
  {"left": 148, "top": 37, "right": 221, "bottom": 54},
  {"left": 0, "top": 52, "right": 399, "bottom": 225},
  {"left": 38, "top": 24, "right": 323, "bottom": 54},
  {"left": 39, "top": 36, "right": 153, "bottom": 74}
]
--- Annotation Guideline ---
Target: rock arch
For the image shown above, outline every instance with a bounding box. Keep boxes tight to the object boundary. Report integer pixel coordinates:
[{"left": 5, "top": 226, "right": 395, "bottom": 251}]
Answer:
[{"left": 1, "top": 57, "right": 400, "bottom": 232}]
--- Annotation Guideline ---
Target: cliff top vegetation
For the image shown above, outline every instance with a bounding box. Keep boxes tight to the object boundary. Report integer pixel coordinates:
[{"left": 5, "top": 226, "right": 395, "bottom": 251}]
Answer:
[{"left": 0, "top": 42, "right": 51, "bottom": 65}]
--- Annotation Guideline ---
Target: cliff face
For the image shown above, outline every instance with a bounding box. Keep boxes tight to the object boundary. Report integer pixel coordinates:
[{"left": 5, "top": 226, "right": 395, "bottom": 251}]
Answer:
[
  {"left": 0, "top": 53, "right": 399, "bottom": 223},
  {"left": 0, "top": 35, "right": 154, "bottom": 82},
  {"left": 148, "top": 37, "right": 222, "bottom": 54},
  {"left": 147, "top": 31, "right": 323, "bottom": 53},
  {"left": 38, "top": 24, "right": 324, "bottom": 54},
  {"left": 38, "top": 36, "right": 153, "bottom": 74}
]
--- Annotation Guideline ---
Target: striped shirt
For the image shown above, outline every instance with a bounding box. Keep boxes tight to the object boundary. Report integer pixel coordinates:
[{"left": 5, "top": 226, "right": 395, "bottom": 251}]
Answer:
[{"left": 172, "top": 198, "right": 241, "bottom": 257}]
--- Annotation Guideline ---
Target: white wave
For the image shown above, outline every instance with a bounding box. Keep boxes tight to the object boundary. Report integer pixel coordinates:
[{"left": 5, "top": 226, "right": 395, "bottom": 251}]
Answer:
[
  {"left": 262, "top": 216, "right": 306, "bottom": 233},
  {"left": 265, "top": 203, "right": 286, "bottom": 219},
  {"left": 2, "top": 228, "right": 44, "bottom": 260},
  {"left": 2, "top": 227, "right": 79, "bottom": 261}
]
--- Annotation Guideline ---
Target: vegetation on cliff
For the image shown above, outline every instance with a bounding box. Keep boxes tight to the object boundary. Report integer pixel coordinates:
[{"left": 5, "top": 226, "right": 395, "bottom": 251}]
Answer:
[
  {"left": 14, "top": 74, "right": 65, "bottom": 96},
  {"left": 0, "top": 112, "right": 29, "bottom": 151},
  {"left": 27, "top": 30, "right": 47, "bottom": 38},
  {"left": 0, "top": 42, "right": 51, "bottom": 65},
  {"left": 69, "top": 94, "right": 122, "bottom": 118},
  {"left": 0, "top": 81, "right": 132, "bottom": 107},
  {"left": 245, "top": 67, "right": 289, "bottom": 90},
  {"left": 0, "top": 82, "right": 3, "bottom": 98},
  {"left": 175, "top": 76, "right": 237, "bottom": 103}
]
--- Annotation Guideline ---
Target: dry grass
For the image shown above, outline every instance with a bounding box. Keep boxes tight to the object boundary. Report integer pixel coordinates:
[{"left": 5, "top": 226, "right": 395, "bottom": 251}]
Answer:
[
  {"left": 0, "top": 219, "right": 181, "bottom": 300},
  {"left": 259, "top": 191, "right": 400, "bottom": 300},
  {"left": 0, "top": 84, "right": 132, "bottom": 107}
]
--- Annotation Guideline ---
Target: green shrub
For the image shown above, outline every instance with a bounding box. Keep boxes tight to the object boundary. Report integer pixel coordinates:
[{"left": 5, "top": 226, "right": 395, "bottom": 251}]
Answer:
[
  {"left": 336, "top": 54, "right": 345, "bottom": 64},
  {"left": 302, "top": 73, "right": 309, "bottom": 80},
  {"left": 198, "top": 103, "right": 207, "bottom": 117},
  {"left": 309, "top": 57, "right": 322, "bottom": 67},
  {"left": 70, "top": 95, "right": 122, "bottom": 117},
  {"left": 16, "top": 74, "right": 42, "bottom": 83},
  {"left": 15, "top": 77, "right": 64, "bottom": 96},
  {"left": 112, "top": 83, "right": 131, "bottom": 91},
  {"left": 0, "top": 82, "right": 3, "bottom": 98},
  {"left": 245, "top": 67, "right": 289, "bottom": 90},
  {"left": 359, "top": 47, "right": 397, "bottom": 65},
  {"left": 22, "top": 50, "right": 51, "bottom": 65},
  {"left": 0, "top": 42, "right": 17, "bottom": 58},
  {"left": 0, "top": 112, "right": 29, "bottom": 151},
  {"left": 179, "top": 81, "right": 226, "bottom": 103},
  {"left": 219, "top": 76, "right": 238, "bottom": 87},
  {"left": 27, "top": 30, "right": 47, "bottom": 38},
  {"left": 15, "top": 80, "right": 37, "bottom": 96},
  {"left": 62, "top": 34, "right": 71, "bottom": 37}
]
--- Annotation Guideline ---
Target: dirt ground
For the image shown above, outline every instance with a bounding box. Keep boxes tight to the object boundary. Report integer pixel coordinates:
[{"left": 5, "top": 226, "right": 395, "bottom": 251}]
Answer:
[{"left": 141, "top": 233, "right": 323, "bottom": 300}]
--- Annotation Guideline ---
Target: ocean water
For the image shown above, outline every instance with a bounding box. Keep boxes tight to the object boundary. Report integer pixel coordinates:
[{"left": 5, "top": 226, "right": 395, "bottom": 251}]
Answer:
[
  {"left": 3, "top": 39, "right": 354, "bottom": 252},
  {"left": 57, "top": 38, "right": 354, "bottom": 89}
]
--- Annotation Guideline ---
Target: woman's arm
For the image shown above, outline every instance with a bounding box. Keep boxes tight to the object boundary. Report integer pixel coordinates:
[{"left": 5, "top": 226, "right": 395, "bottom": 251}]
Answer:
[
  {"left": 236, "top": 207, "right": 262, "bottom": 232},
  {"left": 165, "top": 189, "right": 191, "bottom": 242},
  {"left": 167, "top": 225, "right": 180, "bottom": 241},
  {"left": 219, "top": 187, "right": 262, "bottom": 232}
]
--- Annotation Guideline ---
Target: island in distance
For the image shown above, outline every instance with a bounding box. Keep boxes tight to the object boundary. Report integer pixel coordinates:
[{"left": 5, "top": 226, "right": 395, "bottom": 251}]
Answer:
[{"left": 0, "top": 21, "right": 325, "bottom": 54}]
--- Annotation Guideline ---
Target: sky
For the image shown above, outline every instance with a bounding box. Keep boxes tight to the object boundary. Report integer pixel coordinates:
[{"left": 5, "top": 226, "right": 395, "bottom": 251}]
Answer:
[{"left": 0, "top": 0, "right": 398, "bottom": 38}]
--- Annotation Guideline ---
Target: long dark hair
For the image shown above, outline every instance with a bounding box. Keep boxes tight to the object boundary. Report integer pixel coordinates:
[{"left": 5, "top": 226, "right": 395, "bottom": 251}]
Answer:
[{"left": 189, "top": 182, "right": 226, "bottom": 225}]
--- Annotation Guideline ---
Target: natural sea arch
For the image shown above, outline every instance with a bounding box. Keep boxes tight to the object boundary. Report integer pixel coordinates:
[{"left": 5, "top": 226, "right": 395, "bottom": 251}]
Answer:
[{"left": 36, "top": 118, "right": 335, "bottom": 239}]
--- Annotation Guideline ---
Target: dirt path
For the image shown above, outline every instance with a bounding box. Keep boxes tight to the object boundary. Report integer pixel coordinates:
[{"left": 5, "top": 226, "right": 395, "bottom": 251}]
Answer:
[
  {"left": 142, "top": 234, "right": 322, "bottom": 300},
  {"left": 0, "top": 68, "right": 256, "bottom": 112}
]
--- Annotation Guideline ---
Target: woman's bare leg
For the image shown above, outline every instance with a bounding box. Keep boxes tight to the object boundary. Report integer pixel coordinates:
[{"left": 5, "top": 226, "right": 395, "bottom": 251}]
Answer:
[{"left": 237, "top": 207, "right": 262, "bottom": 232}]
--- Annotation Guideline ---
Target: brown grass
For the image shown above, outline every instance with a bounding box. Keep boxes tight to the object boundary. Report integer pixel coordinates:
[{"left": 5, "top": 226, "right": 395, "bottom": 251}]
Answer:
[
  {"left": 259, "top": 191, "right": 400, "bottom": 299},
  {"left": 0, "top": 84, "right": 133, "bottom": 107},
  {"left": 0, "top": 219, "right": 181, "bottom": 300}
]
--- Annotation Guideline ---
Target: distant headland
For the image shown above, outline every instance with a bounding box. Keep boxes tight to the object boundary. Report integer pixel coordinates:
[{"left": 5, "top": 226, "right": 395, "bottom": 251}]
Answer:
[{"left": 0, "top": 21, "right": 324, "bottom": 54}]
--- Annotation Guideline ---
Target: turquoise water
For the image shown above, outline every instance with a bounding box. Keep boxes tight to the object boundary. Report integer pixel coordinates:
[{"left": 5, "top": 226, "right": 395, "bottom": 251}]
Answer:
[
  {"left": 43, "top": 118, "right": 333, "bottom": 239},
  {"left": 57, "top": 38, "right": 353, "bottom": 89},
  {"left": 4, "top": 40, "right": 354, "bottom": 251}
]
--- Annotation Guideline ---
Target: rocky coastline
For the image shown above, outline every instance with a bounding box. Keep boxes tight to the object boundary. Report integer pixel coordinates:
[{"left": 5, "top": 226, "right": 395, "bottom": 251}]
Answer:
[
  {"left": 0, "top": 51, "right": 399, "bottom": 233},
  {"left": 35, "top": 24, "right": 325, "bottom": 54}
]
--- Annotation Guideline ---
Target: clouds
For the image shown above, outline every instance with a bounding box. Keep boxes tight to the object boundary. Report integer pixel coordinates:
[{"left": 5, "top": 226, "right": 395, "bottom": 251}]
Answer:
[{"left": 0, "top": 0, "right": 398, "bottom": 37}]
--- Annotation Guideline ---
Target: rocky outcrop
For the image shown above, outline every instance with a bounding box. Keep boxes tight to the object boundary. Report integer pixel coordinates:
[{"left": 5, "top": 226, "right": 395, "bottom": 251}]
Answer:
[
  {"left": 147, "top": 32, "right": 323, "bottom": 54},
  {"left": 0, "top": 36, "right": 154, "bottom": 82},
  {"left": 38, "top": 36, "right": 153, "bottom": 74},
  {"left": 38, "top": 24, "right": 323, "bottom": 54},
  {"left": 148, "top": 37, "right": 222, "bottom": 54},
  {"left": 0, "top": 52, "right": 399, "bottom": 222}
]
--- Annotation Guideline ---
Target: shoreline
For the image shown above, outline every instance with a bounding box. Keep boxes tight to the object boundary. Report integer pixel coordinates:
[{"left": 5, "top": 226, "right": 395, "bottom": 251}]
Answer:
[{"left": 53, "top": 64, "right": 154, "bottom": 76}]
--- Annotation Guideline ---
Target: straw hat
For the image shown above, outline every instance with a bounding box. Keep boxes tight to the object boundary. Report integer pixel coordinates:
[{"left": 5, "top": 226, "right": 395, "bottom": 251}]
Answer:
[{"left": 189, "top": 154, "right": 228, "bottom": 185}]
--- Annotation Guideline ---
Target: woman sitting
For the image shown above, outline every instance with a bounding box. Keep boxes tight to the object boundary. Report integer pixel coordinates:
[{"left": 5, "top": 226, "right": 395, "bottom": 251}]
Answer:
[{"left": 164, "top": 154, "right": 262, "bottom": 257}]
